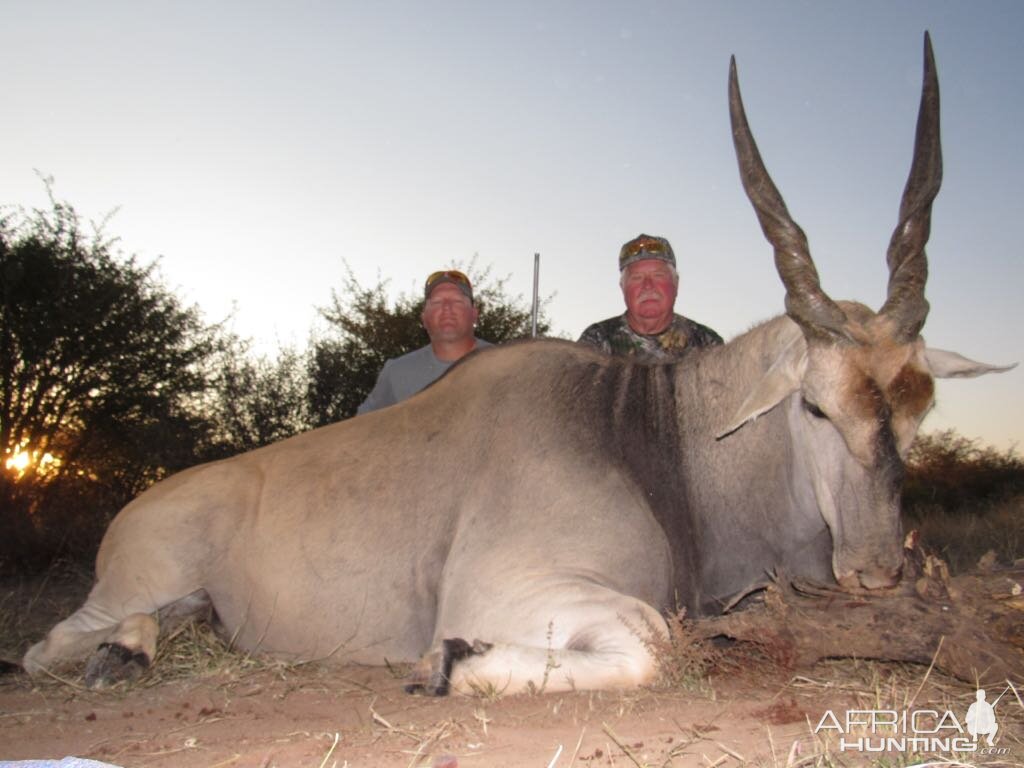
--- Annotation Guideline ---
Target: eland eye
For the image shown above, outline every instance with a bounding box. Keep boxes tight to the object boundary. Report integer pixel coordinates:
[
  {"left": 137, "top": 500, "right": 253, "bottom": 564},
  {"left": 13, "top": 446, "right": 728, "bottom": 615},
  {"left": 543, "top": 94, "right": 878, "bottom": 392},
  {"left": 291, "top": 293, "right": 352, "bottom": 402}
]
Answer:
[{"left": 803, "top": 399, "right": 827, "bottom": 419}]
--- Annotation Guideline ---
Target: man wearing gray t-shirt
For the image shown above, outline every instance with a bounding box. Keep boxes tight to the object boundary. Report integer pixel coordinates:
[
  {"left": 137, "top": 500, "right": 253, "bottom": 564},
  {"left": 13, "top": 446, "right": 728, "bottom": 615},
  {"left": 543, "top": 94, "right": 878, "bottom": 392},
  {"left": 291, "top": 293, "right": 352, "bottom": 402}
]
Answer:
[{"left": 357, "top": 270, "right": 491, "bottom": 414}]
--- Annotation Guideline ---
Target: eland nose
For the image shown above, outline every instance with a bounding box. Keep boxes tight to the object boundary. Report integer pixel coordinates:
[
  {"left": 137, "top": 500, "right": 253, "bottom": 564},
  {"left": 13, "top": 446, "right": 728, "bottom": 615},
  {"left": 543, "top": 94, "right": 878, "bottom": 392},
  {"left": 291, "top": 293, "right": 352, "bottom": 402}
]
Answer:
[{"left": 858, "top": 562, "right": 902, "bottom": 590}]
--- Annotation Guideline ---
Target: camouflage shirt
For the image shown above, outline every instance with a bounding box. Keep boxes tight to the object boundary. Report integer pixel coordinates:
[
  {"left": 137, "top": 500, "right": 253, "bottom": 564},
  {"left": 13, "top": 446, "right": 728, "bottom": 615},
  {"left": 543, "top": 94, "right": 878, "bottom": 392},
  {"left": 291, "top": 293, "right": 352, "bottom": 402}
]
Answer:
[{"left": 577, "top": 313, "right": 723, "bottom": 362}]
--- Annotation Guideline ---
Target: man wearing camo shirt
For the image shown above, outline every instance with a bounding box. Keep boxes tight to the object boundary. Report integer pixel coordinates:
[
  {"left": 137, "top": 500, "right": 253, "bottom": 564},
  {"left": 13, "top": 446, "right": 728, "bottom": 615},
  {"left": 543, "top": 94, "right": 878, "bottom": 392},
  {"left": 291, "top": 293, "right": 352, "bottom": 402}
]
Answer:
[{"left": 578, "top": 233, "right": 723, "bottom": 361}]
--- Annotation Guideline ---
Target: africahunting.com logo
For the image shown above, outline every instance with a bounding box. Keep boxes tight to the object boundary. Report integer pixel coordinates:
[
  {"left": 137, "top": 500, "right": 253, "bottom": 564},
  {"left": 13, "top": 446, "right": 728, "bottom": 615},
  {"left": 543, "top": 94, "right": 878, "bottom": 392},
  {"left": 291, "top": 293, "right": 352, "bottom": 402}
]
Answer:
[{"left": 813, "top": 685, "right": 1015, "bottom": 760}]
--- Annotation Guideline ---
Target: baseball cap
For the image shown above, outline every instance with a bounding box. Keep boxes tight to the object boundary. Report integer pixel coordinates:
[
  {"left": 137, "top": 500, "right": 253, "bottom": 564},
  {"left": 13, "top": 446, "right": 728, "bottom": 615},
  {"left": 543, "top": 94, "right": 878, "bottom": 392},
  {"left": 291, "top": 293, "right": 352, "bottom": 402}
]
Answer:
[
  {"left": 424, "top": 269, "right": 473, "bottom": 302},
  {"left": 619, "top": 234, "right": 676, "bottom": 271}
]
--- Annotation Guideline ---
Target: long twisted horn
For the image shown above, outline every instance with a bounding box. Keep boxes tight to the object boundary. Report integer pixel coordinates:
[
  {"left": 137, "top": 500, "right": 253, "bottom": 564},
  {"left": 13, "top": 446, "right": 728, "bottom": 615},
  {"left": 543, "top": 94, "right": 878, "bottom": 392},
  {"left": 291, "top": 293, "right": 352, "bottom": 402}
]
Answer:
[
  {"left": 879, "top": 31, "right": 941, "bottom": 341},
  {"left": 728, "top": 57, "right": 848, "bottom": 340}
]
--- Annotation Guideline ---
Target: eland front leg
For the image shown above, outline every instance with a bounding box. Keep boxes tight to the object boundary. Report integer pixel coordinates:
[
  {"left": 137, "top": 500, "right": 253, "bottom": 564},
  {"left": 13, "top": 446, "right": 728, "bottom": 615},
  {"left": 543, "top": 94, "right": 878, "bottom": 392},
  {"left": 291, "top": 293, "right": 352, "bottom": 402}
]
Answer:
[{"left": 408, "top": 590, "right": 669, "bottom": 696}]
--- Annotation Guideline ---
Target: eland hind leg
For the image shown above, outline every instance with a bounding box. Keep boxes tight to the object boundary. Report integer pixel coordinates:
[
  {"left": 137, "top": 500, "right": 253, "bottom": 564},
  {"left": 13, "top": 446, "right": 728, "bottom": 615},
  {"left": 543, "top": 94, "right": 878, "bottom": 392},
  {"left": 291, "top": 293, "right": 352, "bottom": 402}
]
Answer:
[
  {"left": 23, "top": 458, "right": 250, "bottom": 686},
  {"left": 23, "top": 585, "right": 212, "bottom": 688},
  {"left": 22, "top": 514, "right": 215, "bottom": 688}
]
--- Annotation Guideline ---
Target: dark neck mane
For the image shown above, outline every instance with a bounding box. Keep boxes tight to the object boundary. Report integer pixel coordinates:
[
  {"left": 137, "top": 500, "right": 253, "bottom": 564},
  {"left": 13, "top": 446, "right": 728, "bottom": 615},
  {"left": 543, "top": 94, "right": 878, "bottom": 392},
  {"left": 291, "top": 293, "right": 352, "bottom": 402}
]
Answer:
[{"left": 570, "top": 356, "right": 704, "bottom": 610}]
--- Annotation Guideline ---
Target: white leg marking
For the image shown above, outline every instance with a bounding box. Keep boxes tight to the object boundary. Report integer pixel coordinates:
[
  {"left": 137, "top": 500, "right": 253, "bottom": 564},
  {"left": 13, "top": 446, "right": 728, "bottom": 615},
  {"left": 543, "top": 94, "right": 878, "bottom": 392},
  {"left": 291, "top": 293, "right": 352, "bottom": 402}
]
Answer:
[{"left": 449, "top": 599, "right": 668, "bottom": 695}]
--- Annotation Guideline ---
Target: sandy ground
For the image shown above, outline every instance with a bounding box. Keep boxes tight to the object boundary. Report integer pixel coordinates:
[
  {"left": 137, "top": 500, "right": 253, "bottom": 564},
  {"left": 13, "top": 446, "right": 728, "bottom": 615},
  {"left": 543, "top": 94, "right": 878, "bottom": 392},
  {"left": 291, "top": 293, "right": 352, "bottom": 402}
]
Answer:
[
  {"left": 1, "top": 659, "right": 851, "bottom": 768},
  {"left": 2, "top": 574, "right": 1019, "bottom": 767},
  {"left": 5, "top": 651, "right": 1018, "bottom": 768}
]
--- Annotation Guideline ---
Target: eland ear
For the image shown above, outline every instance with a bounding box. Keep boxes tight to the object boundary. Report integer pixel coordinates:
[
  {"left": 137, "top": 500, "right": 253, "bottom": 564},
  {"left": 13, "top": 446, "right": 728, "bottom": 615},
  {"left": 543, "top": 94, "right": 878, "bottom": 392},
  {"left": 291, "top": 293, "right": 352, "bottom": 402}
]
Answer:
[
  {"left": 924, "top": 348, "right": 1017, "bottom": 379},
  {"left": 717, "top": 337, "right": 807, "bottom": 439}
]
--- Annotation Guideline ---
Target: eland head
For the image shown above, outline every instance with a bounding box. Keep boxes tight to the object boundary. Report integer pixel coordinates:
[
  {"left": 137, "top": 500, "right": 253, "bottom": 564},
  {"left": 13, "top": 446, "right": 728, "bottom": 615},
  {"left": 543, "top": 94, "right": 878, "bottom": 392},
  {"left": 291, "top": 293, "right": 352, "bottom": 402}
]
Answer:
[{"left": 720, "top": 33, "right": 1013, "bottom": 589}]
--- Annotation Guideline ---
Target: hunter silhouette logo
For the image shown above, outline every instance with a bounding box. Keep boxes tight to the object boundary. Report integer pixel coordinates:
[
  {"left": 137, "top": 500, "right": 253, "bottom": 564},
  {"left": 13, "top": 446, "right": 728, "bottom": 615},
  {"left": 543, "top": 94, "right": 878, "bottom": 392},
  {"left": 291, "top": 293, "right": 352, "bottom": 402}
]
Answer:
[
  {"left": 966, "top": 687, "right": 1001, "bottom": 747},
  {"left": 814, "top": 685, "right": 1014, "bottom": 756}
]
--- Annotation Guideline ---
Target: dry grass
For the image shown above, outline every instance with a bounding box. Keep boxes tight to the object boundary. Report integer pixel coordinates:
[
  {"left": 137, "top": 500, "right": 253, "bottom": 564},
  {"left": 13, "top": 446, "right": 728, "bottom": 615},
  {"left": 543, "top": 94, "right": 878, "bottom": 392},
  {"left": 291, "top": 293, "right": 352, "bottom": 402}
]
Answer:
[
  {"left": 368, "top": 698, "right": 481, "bottom": 767},
  {"left": 905, "top": 494, "right": 1024, "bottom": 574},
  {"left": 0, "top": 558, "right": 92, "bottom": 662},
  {"left": 642, "top": 608, "right": 720, "bottom": 693},
  {"left": 143, "top": 618, "right": 283, "bottom": 687}
]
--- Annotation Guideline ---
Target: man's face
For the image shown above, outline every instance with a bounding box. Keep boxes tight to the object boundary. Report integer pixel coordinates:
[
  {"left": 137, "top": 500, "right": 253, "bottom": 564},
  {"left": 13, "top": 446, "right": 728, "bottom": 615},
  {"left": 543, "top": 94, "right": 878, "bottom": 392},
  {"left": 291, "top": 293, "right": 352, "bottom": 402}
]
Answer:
[
  {"left": 621, "top": 259, "right": 678, "bottom": 320},
  {"left": 421, "top": 282, "right": 478, "bottom": 343}
]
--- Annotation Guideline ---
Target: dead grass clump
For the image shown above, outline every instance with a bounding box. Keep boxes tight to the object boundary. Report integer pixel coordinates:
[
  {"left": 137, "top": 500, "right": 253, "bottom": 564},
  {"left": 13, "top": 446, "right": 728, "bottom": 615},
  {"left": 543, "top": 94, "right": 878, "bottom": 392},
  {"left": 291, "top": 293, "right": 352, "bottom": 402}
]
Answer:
[
  {"left": 646, "top": 608, "right": 720, "bottom": 691},
  {"left": 146, "top": 618, "right": 292, "bottom": 686}
]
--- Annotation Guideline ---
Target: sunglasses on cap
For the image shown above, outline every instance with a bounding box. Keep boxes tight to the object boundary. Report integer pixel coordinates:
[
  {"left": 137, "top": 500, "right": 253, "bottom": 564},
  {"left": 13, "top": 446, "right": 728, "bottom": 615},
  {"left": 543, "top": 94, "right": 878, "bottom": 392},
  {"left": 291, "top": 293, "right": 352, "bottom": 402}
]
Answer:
[
  {"left": 619, "top": 234, "right": 676, "bottom": 270},
  {"left": 424, "top": 270, "right": 473, "bottom": 300},
  {"left": 621, "top": 236, "right": 670, "bottom": 259}
]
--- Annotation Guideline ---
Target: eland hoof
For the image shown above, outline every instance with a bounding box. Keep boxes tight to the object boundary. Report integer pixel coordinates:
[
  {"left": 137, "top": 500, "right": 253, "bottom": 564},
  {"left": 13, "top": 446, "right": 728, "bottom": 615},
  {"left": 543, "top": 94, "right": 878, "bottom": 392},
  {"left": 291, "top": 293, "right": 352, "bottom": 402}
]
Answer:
[
  {"left": 84, "top": 642, "right": 150, "bottom": 688},
  {"left": 405, "top": 637, "right": 491, "bottom": 696}
]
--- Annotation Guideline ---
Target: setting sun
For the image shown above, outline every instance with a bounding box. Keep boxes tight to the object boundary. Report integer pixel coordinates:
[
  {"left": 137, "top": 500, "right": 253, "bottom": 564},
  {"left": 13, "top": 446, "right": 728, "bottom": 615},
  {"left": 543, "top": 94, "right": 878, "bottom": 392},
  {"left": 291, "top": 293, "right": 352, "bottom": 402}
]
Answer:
[
  {"left": 4, "top": 447, "right": 60, "bottom": 479},
  {"left": 5, "top": 450, "right": 30, "bottom": 473}
]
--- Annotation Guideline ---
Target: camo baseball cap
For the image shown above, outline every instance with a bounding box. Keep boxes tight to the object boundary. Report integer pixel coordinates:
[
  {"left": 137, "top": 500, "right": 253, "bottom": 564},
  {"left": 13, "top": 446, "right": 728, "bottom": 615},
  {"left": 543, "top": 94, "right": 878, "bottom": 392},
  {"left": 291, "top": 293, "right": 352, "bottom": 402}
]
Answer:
[
  {"left": 618, "top": 234, "right": 677, "bottom": 271},
  {"left": 424, "top": 269, "right": 474, "bottom": 302}
]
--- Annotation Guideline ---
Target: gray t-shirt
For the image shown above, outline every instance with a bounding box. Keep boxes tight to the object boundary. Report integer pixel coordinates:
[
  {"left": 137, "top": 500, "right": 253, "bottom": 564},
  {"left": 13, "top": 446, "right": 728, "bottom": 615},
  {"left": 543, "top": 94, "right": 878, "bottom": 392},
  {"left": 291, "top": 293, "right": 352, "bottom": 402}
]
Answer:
[{"left": 356, "top": 340, "right": 492, "bottom": 415}]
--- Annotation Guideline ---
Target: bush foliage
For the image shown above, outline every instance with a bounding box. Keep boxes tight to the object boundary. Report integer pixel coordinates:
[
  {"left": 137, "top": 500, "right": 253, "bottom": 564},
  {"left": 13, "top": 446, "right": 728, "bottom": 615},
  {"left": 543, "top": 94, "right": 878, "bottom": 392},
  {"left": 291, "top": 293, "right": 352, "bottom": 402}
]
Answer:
[
  {"left": 902, "top": 429, "right": 1023, "bottom": 513},
  {"left": 0, "top": 188, "right": 228, "bottom": 570},
  {"left": 901, "top": 430, "right": 1023, "bottom": 572},
  {"left": 1, "top": 191, "right": 551, "bottom": 574}
]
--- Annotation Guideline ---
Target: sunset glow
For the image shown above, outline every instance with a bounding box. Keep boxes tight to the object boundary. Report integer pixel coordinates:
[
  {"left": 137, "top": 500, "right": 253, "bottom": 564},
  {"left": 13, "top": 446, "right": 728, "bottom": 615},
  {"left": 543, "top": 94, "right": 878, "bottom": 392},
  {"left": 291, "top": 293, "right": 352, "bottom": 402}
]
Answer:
[{"left": 4, "top": 447, "right": 60, "bottom": 479}]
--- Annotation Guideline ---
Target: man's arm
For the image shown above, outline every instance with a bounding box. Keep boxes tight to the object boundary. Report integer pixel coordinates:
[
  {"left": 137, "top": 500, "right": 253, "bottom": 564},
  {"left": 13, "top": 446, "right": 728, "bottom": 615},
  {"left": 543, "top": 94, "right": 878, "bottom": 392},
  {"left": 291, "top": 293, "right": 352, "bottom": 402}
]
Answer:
[{"left": 356, "top": 360, "right": 397, "bottom": 415}]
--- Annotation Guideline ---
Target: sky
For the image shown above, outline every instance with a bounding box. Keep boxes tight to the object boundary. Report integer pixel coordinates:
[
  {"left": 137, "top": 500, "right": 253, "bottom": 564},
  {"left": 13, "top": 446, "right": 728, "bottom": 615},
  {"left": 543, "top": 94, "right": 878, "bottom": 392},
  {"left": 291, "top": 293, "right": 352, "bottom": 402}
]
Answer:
[{"left": 3, "top": 1, "right": 1021, "bottom": 450}]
